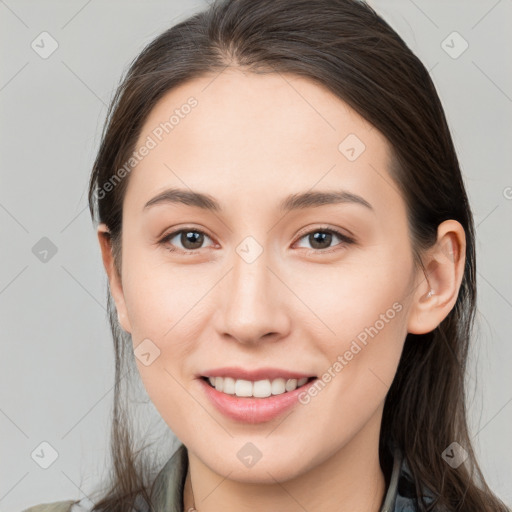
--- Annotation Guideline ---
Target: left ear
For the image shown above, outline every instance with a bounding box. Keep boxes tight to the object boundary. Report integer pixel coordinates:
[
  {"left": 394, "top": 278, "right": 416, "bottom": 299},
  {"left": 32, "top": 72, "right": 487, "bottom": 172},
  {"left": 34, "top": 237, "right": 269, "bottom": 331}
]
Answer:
[{"left": 407, "top": 220, "right": 466, "bottom": 335}]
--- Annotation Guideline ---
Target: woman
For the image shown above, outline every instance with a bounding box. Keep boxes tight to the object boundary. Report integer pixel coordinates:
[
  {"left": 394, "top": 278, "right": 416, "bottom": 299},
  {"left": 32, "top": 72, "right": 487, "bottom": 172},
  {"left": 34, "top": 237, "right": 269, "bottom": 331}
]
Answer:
[{"left": 23, "top": 0, "right": 510, "bottom": 511}]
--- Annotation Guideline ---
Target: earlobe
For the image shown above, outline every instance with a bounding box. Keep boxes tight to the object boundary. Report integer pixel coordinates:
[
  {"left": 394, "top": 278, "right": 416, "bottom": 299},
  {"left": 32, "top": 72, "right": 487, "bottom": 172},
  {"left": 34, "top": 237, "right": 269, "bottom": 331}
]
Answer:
[
  {"left": 407, "top": 220, "right": 466, "bottom": 335},
  {"left": 97, "top": 223, "right": 133, "bottom": 334}
]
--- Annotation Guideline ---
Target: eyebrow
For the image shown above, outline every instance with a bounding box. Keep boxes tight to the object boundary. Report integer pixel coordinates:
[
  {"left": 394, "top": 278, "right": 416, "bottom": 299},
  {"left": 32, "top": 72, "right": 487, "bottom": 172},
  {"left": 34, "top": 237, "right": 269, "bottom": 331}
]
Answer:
[{"left": 143, "top": 188, "right": 374, "bottom": 213}]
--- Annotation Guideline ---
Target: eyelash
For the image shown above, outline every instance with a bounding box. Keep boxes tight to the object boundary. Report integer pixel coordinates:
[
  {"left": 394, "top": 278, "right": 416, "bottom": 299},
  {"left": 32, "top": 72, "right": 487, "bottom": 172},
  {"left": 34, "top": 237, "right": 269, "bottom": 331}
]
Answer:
[{"left": 158, "top": 225, "right": 355, "bottom": 256}]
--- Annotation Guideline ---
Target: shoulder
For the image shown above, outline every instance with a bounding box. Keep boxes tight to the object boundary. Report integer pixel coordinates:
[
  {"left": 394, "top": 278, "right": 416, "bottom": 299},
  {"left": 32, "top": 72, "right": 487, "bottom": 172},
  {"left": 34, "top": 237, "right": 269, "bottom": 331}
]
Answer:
[{"left": 22, "top": 499, "right": 82, "bottom": 512}]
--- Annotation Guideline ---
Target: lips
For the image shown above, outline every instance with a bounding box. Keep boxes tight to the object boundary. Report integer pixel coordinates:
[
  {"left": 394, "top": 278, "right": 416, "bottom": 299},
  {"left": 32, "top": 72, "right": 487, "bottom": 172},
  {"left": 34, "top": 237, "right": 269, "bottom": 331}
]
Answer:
[
  {"left": 198, "top": 366, "right": 316, "bottom": 382},
  {"left": 198, "top": 376, "right": 319, "bottom": 423}
]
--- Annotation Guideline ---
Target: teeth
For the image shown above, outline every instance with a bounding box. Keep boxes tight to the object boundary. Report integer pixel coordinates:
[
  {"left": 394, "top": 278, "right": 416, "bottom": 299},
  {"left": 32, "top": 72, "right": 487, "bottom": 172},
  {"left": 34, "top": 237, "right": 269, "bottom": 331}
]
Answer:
[{"left": 206, "top": 376, "right": 310, "bottom": 397}]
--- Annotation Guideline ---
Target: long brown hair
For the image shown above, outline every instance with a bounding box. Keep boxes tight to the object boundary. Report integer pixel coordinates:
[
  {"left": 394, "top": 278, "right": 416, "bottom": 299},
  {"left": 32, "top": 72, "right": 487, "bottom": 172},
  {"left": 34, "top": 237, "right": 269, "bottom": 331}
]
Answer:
[{"left": 86, "top": 0, "right": 509, "bottom": 510}]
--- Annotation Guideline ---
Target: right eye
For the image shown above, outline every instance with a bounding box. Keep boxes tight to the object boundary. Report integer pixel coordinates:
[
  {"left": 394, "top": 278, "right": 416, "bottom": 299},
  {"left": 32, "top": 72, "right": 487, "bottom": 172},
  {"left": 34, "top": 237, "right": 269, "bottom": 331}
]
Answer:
[{"left": 158, "top": 227, "right": 215, "bottom": 254}]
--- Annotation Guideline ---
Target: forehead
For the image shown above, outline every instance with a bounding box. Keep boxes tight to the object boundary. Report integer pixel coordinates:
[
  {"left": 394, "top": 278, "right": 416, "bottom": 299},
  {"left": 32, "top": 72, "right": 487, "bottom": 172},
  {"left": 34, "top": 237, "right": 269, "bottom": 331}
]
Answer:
[{"left": 124, "top": 70, "right": 399, "bottom": 216}]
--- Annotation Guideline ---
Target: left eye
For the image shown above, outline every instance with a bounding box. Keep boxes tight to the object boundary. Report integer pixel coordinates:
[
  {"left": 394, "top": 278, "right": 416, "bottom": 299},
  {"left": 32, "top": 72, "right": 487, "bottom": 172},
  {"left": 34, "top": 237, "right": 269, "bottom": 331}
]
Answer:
[
  {"left": 159, "top": 227, "right": 354, "bottom": 254},
  {"left": 294, "top": 228, "right": 354, "bottom": 252}
]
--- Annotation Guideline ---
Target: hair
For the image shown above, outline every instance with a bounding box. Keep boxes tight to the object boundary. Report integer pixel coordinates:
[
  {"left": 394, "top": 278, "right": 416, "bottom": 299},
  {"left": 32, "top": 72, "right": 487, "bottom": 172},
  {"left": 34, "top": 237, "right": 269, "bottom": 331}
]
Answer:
[{"left": 85, "top": 0, "right": 508, "bottom": 510}]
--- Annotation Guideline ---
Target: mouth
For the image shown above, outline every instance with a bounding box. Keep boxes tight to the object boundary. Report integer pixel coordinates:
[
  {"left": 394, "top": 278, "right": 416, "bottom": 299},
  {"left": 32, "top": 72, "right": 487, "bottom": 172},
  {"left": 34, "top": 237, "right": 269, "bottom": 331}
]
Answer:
[
  {"left": 198, "top": 375, "right": 319, "bottom": 424},
  {"left": 200, "top": 375, "right": 317, "bottom": 398}
]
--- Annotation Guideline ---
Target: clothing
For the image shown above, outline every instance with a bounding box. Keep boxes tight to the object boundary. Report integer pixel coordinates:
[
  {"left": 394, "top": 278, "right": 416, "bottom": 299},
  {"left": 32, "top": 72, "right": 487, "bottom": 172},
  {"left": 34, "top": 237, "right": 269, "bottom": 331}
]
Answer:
[{"left": 22, "top": 442, "right": 434, "bottom": 512}]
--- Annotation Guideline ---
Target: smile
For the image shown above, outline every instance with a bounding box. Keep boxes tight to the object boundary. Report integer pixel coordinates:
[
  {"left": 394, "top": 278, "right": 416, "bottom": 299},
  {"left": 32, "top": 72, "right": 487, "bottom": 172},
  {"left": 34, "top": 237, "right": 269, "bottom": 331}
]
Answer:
[
  {"left": 199, "top": 376, "right": 319, "bottom": 424},
  {"left": 203, "top": 376, "right": 314, "bottom": 397}
]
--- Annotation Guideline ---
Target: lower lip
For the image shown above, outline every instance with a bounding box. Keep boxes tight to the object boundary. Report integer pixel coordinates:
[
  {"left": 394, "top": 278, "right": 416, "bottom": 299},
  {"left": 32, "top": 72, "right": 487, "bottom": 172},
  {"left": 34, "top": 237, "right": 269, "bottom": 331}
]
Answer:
[{"left": 198, "top": 377, "right": 318, "bottom": 424}]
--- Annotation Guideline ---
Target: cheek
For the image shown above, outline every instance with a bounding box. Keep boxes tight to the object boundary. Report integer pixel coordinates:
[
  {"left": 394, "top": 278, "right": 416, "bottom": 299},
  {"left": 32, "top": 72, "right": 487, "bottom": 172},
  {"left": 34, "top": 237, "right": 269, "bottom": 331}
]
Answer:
[
  {"left": 123, "top": 264, "right": 200, "bottom": 427},
  {"left": 119, "top": 257, "right": 194, "bottom": 386},
  {"left": 300, "top": 256, "right": 411, "bottom": 407},
  {"left": 292, "top": 256, "right": 410, "bottom": 352},
  {"left": 121, "top": 253, "right": 207, "bottom": 340}
]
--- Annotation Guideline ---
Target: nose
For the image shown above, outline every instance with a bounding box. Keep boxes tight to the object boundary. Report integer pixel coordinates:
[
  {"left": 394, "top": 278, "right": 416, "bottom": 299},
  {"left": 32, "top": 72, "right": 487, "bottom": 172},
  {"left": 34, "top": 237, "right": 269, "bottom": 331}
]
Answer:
[{"left": 214, "top": 244, "right": 291, "bottom": 346}]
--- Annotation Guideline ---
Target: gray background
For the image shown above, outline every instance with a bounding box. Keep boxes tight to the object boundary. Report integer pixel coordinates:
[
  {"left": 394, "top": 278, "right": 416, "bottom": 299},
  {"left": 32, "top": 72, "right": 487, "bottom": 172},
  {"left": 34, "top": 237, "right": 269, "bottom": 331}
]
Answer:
[{"left": 1, "top": 0, "right": 511, "bottom": 510}]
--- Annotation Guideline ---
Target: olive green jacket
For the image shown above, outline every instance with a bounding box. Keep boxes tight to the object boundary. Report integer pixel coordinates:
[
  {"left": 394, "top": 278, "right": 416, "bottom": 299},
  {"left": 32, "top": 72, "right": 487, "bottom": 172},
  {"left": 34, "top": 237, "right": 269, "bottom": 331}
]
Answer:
[{"left": 22, "top": 442, "right": 429, "bottom": 512}]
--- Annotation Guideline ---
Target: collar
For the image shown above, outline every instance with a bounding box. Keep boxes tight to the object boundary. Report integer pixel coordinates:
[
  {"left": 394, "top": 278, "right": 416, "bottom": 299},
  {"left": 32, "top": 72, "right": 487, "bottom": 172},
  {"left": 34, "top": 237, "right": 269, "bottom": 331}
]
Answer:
[{"left": 149, "top": 442, "right": 430, "bottom": 512}]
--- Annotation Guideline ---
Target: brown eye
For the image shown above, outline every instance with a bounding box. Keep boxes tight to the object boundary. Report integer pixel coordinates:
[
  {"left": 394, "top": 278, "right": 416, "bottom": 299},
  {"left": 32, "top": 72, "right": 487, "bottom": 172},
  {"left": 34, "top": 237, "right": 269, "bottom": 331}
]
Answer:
[
  {"left": 159, "top": 228, "right": 214, "bottom": 253},
  {"left": 159, "top": 226, "right": 354, "bottom": 255},
  {"left": 295, "top": 228, "right": 355, "bottom": 253},
  {"left": 308, "top": 231, "right": 334, "bottom": 250}
]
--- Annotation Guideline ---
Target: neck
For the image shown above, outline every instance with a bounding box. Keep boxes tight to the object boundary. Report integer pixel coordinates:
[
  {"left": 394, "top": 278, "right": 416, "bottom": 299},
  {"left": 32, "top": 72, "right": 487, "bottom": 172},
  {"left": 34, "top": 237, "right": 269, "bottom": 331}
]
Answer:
[{"left": 183, "top": 407, "right": 387, "bottom": 512}]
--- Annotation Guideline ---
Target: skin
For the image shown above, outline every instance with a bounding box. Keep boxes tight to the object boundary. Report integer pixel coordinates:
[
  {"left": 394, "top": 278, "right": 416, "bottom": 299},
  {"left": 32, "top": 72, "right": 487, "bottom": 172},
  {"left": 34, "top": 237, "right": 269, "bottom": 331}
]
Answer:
[{"left": 97, "top": 69, "right": 466, "bottom": 512}]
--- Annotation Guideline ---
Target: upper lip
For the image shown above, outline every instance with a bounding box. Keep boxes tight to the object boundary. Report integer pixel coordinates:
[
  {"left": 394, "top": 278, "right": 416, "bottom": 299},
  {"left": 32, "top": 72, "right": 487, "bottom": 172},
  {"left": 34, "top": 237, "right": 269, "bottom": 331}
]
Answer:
[{"left": 199, "top": 367, "right": 316, "bottom": 381}]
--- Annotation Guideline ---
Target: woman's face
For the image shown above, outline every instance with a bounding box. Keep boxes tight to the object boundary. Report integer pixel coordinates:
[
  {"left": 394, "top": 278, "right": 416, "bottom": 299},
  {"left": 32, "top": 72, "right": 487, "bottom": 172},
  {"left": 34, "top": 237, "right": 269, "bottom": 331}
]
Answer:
[{"left": 105, "top": 70, "right": 426, "bottom": 482}]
